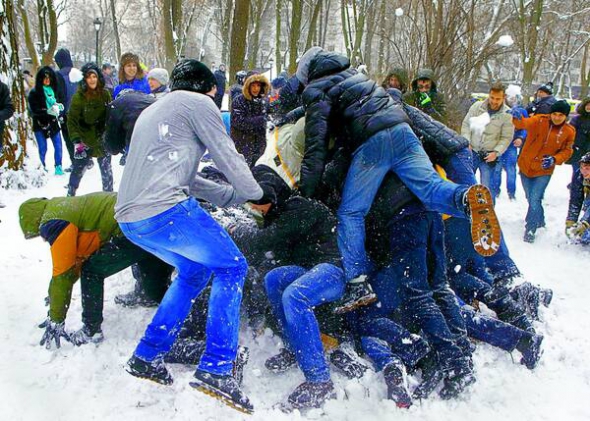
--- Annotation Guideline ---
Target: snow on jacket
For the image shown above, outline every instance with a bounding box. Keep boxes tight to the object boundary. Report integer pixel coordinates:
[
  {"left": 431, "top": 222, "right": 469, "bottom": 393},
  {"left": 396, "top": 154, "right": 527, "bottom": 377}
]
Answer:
[
  {"left": 514, "top": 114, "right": 575, "bottom": 178},
  {"left": 403, "top": 69, "right": 447, "bottom": 124},
  {"left": 568, "top": 97, "right": 590, "bottom": 164},
  {"left": 67, "top": 70, "right": 112, "bottom": 157},
  {"left": 230, "top": 74, "right": 270, "bottom": 166},
  {"left": 113, "top": 77, "right": 151, "bottom": 99},
  {"left": 18, "top": 192, "right": 122, "bottom": 322},
  {"left": 299, "top": 51, "right": 410, "bottom": 197},
  {"left": 0, "top": 81, "right": 14, "bottom": 138},
  {"left": 104, "top": 91, "right": 156, "bottom": 155},
  {"left": 115, "top": 90, "right": 263, "bottom": 222},
  {"left": 526, "top": 95, "right": 556, "bottom": 116},
  {"left": 28, "top": 66, "right": 65, "bottom": 136},
  {"left": 268, "top": 75, "right": 304, "bottom": 123},
  {"left": 461, "top": 99, "right": 513, "bottom": 155}
]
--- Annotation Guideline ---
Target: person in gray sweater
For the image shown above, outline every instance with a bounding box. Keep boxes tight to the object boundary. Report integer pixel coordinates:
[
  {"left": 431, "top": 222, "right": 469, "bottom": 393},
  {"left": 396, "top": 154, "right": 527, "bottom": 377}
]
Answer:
[{"left": 115, "top": 59, "right": 271, "bottom": 414}]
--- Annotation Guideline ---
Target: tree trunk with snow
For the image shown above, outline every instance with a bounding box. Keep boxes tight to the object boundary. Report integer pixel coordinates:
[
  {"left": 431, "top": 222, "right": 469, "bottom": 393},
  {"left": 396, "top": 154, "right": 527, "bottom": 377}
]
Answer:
[{"left": 229, "top": 0, "right": 249, "bottom": 78}]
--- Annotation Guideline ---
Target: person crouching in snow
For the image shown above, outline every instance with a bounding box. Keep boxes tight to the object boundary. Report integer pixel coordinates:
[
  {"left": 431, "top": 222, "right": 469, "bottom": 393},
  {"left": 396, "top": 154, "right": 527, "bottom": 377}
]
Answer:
[
  {"left": 566, "top": 152, "right": 590, "bottom": 244},
  {"left": 294, "top": 47, "right": 501, "bottom": 313},
  {"left": 18, "top": 192, "right": 172, "bottom": 349},
  {"left": 511, "top": 99, "right": 574, "bottom": 243},
  {"left": 115, "top": 59, "right": 272, "bottom": 414},
  {"left": 230, "top": 73, "right": 270, "bottom": 167}
]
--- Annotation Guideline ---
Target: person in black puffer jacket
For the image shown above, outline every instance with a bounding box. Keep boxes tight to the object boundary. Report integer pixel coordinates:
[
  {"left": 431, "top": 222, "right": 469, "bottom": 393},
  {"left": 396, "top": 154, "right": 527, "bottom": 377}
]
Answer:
[
  {"left": 567, "top": 97, "right": 590, "bottom": 194},
  {"left": 296, "top": 47, "right": 499, "bottom": 311},
  {"left": 230, "top": 73, "right": 270, "bottom": 167}
]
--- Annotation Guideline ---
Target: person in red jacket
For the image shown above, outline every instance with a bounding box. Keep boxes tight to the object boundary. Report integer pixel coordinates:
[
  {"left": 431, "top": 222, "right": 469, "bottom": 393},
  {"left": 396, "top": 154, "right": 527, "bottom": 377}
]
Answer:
[{"left": 511, "top": 99, "right": 575, "bottom": 242}]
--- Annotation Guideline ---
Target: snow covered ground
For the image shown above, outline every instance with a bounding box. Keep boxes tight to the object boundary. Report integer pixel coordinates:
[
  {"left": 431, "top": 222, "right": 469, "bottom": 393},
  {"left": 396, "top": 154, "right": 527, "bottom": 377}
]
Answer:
[{"left": 1, "top": 147, "right": 589, "bottom": 421}]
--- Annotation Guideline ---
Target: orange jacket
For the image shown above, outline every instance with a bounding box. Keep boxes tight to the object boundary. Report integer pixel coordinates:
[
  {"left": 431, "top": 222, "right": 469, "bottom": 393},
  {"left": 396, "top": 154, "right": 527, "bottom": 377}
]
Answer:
[{"left": 514, "top": 114, "right": 575, "bottom": 178}]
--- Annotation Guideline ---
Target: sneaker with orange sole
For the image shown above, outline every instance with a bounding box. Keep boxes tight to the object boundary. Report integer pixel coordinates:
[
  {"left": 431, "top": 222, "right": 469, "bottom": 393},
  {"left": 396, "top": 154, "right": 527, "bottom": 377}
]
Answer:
[{"left": 465, "top": 185, "right": 501, "bottom": 257}]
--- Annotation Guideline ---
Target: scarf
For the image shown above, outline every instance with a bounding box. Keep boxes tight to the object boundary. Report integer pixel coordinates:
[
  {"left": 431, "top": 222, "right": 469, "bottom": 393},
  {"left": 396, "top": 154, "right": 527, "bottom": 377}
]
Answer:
[{"left": 43, "top": 85, "right": 57, "bottom": 110}]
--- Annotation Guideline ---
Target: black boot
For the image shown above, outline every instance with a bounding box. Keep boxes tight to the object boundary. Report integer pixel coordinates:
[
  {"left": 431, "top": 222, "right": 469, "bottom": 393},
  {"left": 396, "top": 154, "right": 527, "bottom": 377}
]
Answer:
[
  {"left": 114, "top": 287, "right": 159, "bottom": 308},
  {"left": 439, "top": 358, "right": 476, "bottom": 400},
  {"left": 412, "top": 352, "right": 444, "bottom": 400},
  {"left": 383, "top": 359, "right": 412, "bottom": 408},
  {"left": 287, "top": 380, "right": 336, "bottom": 410},
  {"left": 265, "top": 348, "right": 297, "bottom": 373},
  {"left": 164, "top": 338, "right": 205, "bottom": 365},
  {"left": 333, "top": 277, "right": 377, "bottom": 314},
  {"left": 190, "top": 369, "right": 254, "bottom": 414},
  {"left": 126, "top": 355, "right": 173, "bottom": 385},
  {"left": 70, "top": 324, "right": 104, "bottom": 346},
  {"left": 329, "top": 349, "right": 368, "bottom": 379},
  {"left": 516, "top": 333, "right": 544, "bottom": 370}
]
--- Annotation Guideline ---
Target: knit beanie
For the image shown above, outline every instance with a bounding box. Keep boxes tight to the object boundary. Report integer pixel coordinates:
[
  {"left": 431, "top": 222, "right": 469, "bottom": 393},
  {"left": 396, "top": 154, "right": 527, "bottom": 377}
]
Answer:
[
  {"left": 170, "top": 59, "right": 216, "bottom": 94},
  {"left": 537, "top": 82, "right": 554, "bottom": 95},
  {"left": 148, "top": 68, "right": 170, "bottom": 86},
  {"left": 550, "top": 99, "right": 570, "bottom": 116}
]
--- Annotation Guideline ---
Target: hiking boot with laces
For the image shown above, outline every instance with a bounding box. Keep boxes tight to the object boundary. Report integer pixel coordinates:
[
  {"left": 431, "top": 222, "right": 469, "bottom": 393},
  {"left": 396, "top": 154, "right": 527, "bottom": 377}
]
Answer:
[
  {"left": 190, "top": 369, "right": 254, "bottom": 414},
  {"left": 265, "top": 348, "right": 297, "bottom": 373},
  {"left": 333, "top": 276, "right": 377, "bottom": 314},
  {"left": 287, "top": 380, "right": 336, "bottom": 410},
  {"left": 70, "top": 325, "right": 104, "bottom": 346},
  {"left": 516, "top": 333, "right": 544, "bottom": 370},
  {"left": 383, "top": 359, "right": 412, "bottom": 408},
  {"left": 126, "top": 355, "right": 173, "bottom": 385}
]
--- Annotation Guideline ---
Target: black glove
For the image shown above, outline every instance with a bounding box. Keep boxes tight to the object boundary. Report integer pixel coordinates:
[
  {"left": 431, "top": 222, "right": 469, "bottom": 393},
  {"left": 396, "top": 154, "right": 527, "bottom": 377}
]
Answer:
[
  {"left": 39, "top": 317, "right": 70, "bottom": 350},
  {"left": 541, "top": 155, "right": 555, "bottom": 169},
  {"left": 250, "top": 183, "right": 276, "bottom": 206}
]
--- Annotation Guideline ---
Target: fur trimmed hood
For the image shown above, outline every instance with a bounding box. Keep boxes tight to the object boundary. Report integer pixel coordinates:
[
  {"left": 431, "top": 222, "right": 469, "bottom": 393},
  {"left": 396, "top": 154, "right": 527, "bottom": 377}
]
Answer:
[{"left": 242, "top": 74, "right": 270, "bottom": 100}]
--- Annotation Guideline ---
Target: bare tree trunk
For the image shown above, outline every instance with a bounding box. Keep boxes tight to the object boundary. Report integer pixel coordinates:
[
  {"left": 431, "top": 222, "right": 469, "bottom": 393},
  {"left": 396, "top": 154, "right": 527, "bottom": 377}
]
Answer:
[
  {"left": 304, "top": 0, "right": 321, "bottom": 51},
  {"left": 221, "top": 0, "right": 233, "bottom": 65},
  {"left": 40, "top": 0, "right": 58, "bottom": 66},
  {"left": 288, "top": 0, "right": 303, "bottom": 74},
  {"left": 17, "top": 0, "right": 40, "bottom": 71},
  {"left": 161, "top": 0, "right": 183, "bottom": 71},
  {"left": 229, "top": 0, "right": 249, "bottom": 78},
  {"left": 376, "top": 0, "right": 386, "bottom": 74},
  {"left": 275, "top": 0, "right": 282, "bottom": 73},
  {"left": 109, "top": 0, "right": 121, "bottom": 60}
]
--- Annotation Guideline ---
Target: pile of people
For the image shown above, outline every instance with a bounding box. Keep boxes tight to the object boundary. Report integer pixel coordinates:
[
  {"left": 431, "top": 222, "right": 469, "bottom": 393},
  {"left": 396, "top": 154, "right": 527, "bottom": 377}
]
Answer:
[{"left": 15, "top": 46, "right": 590, "bottom": 415}]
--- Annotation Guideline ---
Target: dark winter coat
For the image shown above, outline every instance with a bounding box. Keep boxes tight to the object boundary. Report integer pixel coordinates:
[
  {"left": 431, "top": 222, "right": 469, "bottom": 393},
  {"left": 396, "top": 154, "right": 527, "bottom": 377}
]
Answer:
[
  {"left": 567, "top": 168, "right": 590, "bottom": 224},
  {"left": 388, "top": 88, "right": 468, "bottom": 164},
  {"left": 54, "top": 48, "right": 79, "bottom": 112},
  {"left": 213, "top": 69, "right": 227, "bottom": 109},
  {"left": 568, "top": 97, "right": 590, "bottom": 164},
  {"left": 0, "top": 81, "right": 14, "bottom": 141},
  {"left": 230, "top": 74, "right": 270, "bottom": 166},
  {"left": 269, "top": 75, "right": 304, "bottom": 123},
  {"left": 525, "top": 95, "right": 557, "bottom": 116},
  {"left": 28, "top": 66, "right": 66, "bottom": 136},
  {"left": 229, "top": 83, "right": 243, "bottom": 107},
  {"left": 299, "top": 51, "right": 410, "bottom": 197},
  {"left": 403, "top": 69, "right": 447, "bottom": 124},
  {"left": 67, "top": 66, "right": 112, "bottom": 157}
]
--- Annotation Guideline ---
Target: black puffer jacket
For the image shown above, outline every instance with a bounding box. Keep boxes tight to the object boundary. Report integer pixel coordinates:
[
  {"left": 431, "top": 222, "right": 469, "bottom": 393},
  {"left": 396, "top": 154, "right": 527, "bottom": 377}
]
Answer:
[
  {"left": 300, "top": 51, "right": 409, "bottom": 197},
  {"left": 568, "top": 97, "right": 590, "bottom": 164},
  {"left": 388, "top": 88, "right": 468, "bottom": 164},
  {"left": 103, "top": 90, "right": 156, "bottom": 154},
  {"left": 526, "top": 95, "right": 556, "bottom": 116},
  {"left": 0, "top": 81, "right": 14, "bottom": 139},
  {"left": 28, "top": 66, "right": 65, "bottom": 136},
  {"left": 269, "top": 75, "right": 304, "bottom": 123}
]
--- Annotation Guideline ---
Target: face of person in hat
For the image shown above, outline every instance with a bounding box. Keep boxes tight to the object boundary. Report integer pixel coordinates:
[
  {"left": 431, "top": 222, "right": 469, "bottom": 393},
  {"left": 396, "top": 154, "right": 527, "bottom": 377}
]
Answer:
[
  {"left": 86, "top": 72, "right": 98, "bottom": 90},
  {"left": 550, "top": 112, "right": 567, "bottom": 125},
  {"left": 536, "top": 89, "right": 550, "bottom": 98},
  {"left": 148, "top": 77, "right": 162, "bottom": 91},
  {"left": 581, "top": 162, "right": 590, "bottom": 180},
  {"left": 249, "top": 81, "right": 263, "bottom": 98},
  {"left": 124, "top": 62, "right": 138, "bottom": 80}
]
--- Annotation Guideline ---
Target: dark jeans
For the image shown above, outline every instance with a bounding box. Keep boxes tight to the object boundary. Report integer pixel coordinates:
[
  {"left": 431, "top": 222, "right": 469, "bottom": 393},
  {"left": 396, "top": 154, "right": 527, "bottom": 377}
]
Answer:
[
  {"left": 68, "top": 155, "right": 113, "bottom": 195},
  {"left": 363, "top": 211, "right": 469, "bottom": 371},
  {"left": 80, "top": 236, "right": 172, "bottom": 332},
  {"left": 265, "top": 264, "right": 345, "bottom": 383},
  {"left": 491, "top": 147, "right": 518, "bottom": 198},
  {"left": 472, "top": 150, "right": 499, "bottom": 199},
  {"left": 520, "top": 173, "right": 552, "bottom": 232},
  {"left": 60, "top": 115, "right": 75, "bottom": 163},
  {"left": 461, "top": 305, "right": 528, "bottom": 352}
]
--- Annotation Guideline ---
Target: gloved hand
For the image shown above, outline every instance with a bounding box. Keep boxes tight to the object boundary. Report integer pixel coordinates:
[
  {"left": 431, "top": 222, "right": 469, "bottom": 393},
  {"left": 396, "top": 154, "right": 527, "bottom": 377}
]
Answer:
[
  {"left": 250, "top": 183, "right": 276, "bottom": 206},
  {"left": 419, "top": 92, "right": 432, "bottom": 106},
  {"left": 509, "top": 108, "right": 525, "bottom": 120},
  {"left": 74, "top": 142, "right": 89, "bottom": 160},
  {"left": 541, "top": 155, "right": 555, "bottom": 169},
  {"left": 569, "top": 221, "right": 590, "bottom": 238},
  {"left": 565, "top": 219, "right": 576, "bottom": 236},
  {"left": 39, "top": 318, "right": 70, "bottom": 349},
  {"left": 47, "top": 104, "right": 61, "bottom": 117}
]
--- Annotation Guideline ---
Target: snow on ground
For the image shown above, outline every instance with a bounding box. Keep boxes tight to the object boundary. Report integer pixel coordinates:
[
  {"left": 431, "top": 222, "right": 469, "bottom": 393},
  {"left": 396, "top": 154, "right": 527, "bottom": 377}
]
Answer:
[{"left": 1, "top": 146, "right": 589, "bottom": 421}]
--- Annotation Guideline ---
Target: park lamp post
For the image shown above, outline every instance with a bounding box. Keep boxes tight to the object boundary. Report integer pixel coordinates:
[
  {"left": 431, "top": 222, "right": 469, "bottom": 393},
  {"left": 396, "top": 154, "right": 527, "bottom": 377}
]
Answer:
[{"left": 93, "top": 17, "right": 102, "bottom": 64}]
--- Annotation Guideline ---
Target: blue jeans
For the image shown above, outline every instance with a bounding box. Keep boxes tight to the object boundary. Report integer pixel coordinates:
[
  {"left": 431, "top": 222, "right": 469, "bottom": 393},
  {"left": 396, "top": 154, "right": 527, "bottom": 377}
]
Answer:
[
  {"left": 119, "top": 197, "right": 248, "bottom": 376},
  {"left": 34, "top": 130, "right": 62, "bottom": 167},
  {"left": 461, "top": 306, "right": 526, "bottom": 352},
  {"left": 444, "top": 147, "right": 477, "bottom": 185},
  {"left": 472, "top": 150, "right": 498, "bottom": 199},
  {"left": 520, "top": 174, "right": 552, "bottom": 232},
  {"left": 264, "top": 264, "right": 345, "bottom": 383},
  {"left": 492, "top": 147, "right": 518, "bottom": 198},
  {"left": 337, "top": 123, "right": 467, "bottom": 281},
  {"left": 362, "top": 212, "right": 469, "bottom": 369}
]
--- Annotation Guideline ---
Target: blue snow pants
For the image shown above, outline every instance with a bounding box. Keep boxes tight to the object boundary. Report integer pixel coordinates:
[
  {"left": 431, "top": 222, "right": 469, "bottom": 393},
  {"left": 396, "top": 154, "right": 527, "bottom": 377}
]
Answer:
[
  {"left": 337, "top": 123, "right": 468, "bottom": 281},
  {"left": 264, "top": 264, "right": 345, "bottom": 383},
  {"left": 119, "top": 197, "right": 248, "bottom": 376}
]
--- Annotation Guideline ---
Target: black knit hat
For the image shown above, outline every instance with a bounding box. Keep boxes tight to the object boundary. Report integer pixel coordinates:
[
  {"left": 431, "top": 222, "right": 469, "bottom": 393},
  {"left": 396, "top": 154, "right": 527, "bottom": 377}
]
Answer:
[
  {"left": 550, "top": 99, "right": 570, "bottom": 116},
  {"left": 580, "top": 152, "right": 590, "bottom": 165},
  {"left": 80, "top": 62, "right": 105, "bottom": 91},
  {"left": 537, "top": 81, "right": 554, "bottom": 95},
  {"left": 170, "top": 59, "right": 216, "bottom": 94}
]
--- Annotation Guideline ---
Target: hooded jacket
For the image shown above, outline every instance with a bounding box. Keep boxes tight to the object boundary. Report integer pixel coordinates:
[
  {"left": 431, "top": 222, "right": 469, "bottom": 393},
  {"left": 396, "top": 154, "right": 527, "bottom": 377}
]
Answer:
[
  {"left": 18, "top": 192, "right": 122, "bottom": 323},
  {"left": 298, "top": 51, "right": 409, "bottom": 197},
  {"left": 67, "top": 63, "right": 112, "bottom": 156},
  {"left": 28, "top": 66, "right": 65, "bottom": 135},
  {"left": 381, "top": 68, "right": 408, "bottom": 93},
  {"left": 54, "top": 48, "right": 79, "bottom": 112},
  {"left": 230, "top": 74, "right": 270, "bottom": 166},
  {"left": 526, "top": 95, "right": 556, "bottom": 116},
  {"left": 213, "top": 68, "right": 227, "bottom": 109},
  {"left": 568, "top": 98, "right": 590, "bottom": 164},
  {"left": 0, "top": 81, "right": 14, "bottom": 138},
  {"left": 461, "top": 99, "right": 514, "bottom": 155},
  {"left": 514, "top": 114, "right": 575, "bottom": 177},
  {"left": 403, "top": 69, "right": 447, "bottom": 124},
  {"left": 567, "top": 168, "right": 590, "bottom": 224}
]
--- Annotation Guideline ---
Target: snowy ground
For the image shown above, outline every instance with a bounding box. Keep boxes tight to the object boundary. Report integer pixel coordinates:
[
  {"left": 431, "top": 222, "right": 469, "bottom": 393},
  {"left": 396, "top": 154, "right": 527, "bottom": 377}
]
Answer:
[{"left": 1, "top": 146, "right": 589, "bottom": 421}]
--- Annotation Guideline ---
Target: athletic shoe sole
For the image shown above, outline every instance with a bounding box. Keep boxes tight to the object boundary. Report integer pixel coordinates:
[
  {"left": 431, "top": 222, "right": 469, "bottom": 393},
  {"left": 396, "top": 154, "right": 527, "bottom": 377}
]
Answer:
[
  {"left": 466, "top": 185, "right": 501, "bottom": 257},
  {"left": 189, "top": 380, "right": 254, "bottom": 414},
  {"left": 333, "top": 293, "right": 378, "bottom": 314}
]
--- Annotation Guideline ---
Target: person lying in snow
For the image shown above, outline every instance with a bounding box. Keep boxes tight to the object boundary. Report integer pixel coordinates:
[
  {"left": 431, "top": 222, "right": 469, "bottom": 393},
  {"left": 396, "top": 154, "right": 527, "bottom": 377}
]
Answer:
[{"left": 18, "top": 192, "right": 172, "bottom": 349}]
